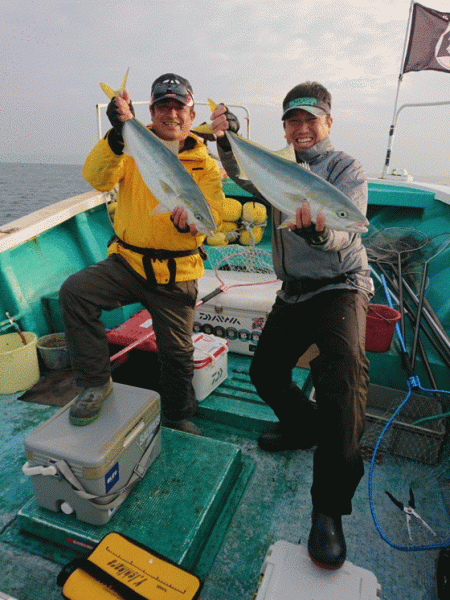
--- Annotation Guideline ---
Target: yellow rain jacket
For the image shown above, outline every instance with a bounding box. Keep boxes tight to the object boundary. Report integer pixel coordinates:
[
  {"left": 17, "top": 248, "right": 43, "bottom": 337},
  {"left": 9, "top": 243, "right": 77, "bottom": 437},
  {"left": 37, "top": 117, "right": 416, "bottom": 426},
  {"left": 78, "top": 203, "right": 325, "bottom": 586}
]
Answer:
[{"left": 82, "top": 129, "right": 224, "bottom": 284}]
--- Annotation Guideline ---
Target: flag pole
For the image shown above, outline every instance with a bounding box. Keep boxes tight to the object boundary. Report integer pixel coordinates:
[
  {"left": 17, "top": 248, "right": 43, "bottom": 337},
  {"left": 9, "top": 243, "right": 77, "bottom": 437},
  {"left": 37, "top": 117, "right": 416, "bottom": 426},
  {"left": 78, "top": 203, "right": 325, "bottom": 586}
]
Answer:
[{"left": 380, "top": 0, "right": 416, "bottom": 179}]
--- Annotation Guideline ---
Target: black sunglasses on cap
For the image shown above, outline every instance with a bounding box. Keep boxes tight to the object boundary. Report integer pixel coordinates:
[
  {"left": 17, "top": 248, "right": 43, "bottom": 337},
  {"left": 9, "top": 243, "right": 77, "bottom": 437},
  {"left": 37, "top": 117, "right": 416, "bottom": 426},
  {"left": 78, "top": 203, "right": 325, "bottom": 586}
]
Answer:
[{"left": 151, "top": 74, "right": 194, "bottom": 107}]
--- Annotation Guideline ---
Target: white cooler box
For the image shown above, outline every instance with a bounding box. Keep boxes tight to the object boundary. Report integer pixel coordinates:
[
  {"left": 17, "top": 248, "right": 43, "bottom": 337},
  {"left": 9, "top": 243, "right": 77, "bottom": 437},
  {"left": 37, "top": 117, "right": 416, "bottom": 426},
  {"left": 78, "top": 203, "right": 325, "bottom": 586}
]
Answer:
[
  {"left": 22, "top": 383, "right": 161, "bottom": 526},
  {"left": 192, "top": 333, "right": 228, "bottom": 401},
  {"left": 195, "top": 270, "right": 280, "bottom": 355},
  {"left": 254, "top": 541, "right": 382, "bottom": 600}
]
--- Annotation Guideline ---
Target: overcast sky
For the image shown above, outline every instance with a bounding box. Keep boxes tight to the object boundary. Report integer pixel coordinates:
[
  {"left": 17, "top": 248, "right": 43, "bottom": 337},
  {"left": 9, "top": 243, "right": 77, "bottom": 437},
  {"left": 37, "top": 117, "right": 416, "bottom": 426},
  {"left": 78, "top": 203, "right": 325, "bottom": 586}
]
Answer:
[{"left": 2, "top": 0, "right": 449, "bottom": 180}]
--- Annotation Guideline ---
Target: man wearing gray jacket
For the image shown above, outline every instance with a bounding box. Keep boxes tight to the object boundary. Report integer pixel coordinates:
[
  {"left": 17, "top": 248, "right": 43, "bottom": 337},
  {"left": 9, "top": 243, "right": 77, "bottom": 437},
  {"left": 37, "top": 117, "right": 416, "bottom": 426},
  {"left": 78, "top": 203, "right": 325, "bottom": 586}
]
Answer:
[{"left": 211, "top": 82, "right": 373, "bottom": 570}]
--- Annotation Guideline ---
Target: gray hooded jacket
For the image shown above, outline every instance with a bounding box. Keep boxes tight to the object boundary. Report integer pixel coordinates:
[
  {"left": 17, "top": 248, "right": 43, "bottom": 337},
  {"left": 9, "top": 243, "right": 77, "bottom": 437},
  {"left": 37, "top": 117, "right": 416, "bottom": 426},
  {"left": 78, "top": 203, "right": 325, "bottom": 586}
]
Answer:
[{"left": 218, "top": 137, "right": 374, "bottom": 302}]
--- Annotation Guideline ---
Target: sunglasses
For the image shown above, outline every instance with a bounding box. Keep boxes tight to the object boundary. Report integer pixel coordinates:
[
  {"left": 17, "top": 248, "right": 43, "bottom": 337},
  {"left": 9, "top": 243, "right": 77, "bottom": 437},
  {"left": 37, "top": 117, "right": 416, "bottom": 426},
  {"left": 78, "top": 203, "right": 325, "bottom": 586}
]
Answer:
[{"left": 151, "top": 81, "right": 193, "bottom": 105}]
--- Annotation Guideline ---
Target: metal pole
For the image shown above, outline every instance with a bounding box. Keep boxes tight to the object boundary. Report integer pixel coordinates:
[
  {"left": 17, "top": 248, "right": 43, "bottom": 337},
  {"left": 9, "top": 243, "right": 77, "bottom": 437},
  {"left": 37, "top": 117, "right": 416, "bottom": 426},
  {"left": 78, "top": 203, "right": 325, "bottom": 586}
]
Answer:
[{"left": 380, "top": 0, "right": 415, "bottom": 179}]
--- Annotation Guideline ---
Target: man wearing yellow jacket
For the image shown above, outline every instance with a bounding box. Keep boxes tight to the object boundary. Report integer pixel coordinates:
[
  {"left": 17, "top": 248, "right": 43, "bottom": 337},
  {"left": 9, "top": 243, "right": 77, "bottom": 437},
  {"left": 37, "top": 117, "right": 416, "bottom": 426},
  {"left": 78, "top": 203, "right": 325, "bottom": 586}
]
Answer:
[{"left": 60, "top": 74, "right": 224, "bottom": 434}]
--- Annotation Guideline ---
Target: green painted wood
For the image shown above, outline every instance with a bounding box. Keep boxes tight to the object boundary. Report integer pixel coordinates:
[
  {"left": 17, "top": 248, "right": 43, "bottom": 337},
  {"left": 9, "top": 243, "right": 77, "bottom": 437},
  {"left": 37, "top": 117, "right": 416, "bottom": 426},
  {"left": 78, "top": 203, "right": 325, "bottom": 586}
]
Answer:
[
  {"left": 14, "top": 428, "right": 253, "bottom": 574},
  {"left": 197, "top": 354, "right": 313, "bottom": 431}
]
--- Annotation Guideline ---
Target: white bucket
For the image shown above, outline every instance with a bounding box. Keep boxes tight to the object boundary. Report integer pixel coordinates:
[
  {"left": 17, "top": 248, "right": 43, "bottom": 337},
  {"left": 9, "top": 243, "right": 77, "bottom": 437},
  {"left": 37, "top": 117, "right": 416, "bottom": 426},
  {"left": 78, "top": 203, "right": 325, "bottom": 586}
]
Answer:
[
  {"left": 37, "top": 333, "right": 71, "bottom": 370},
  {"left": 0, "top": 332, "right": 40, "bottom": 394}
]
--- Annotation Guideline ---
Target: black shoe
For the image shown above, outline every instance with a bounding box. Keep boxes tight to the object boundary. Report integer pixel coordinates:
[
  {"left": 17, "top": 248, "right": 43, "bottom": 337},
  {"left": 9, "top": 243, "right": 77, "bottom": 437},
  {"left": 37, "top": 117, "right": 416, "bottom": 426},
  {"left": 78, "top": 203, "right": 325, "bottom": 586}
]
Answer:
[
  {"left": 308, "top": 512, "right": 346, "bottom": 570},
  {"left": 257, "top": 421, "right": 316, "bottom": 452}
]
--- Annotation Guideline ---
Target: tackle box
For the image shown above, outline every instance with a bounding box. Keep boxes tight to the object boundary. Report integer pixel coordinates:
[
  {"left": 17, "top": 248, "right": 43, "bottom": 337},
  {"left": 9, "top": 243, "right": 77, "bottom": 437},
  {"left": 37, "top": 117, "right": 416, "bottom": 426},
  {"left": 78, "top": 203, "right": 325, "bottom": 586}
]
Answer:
[
  {"left": 192, "top": 333, "right": 228, "bottom": 401},
  {"left": 254, "top": 541, "right": 382, "bottom": 600},
  {"left": 107, "top": 309, "right": 157, "bottom": 353},
  {"left": 22, "top": 383, "right": 161, "bottom": 525},
  {"left": 195, "top": 270, "right": 281, "bottom": 355},
  {"left": 107, "top": 312, "right": 228, "bottom": 400},
  {"left": 58, "top": 532, "right": 202, "bottom": 600}
]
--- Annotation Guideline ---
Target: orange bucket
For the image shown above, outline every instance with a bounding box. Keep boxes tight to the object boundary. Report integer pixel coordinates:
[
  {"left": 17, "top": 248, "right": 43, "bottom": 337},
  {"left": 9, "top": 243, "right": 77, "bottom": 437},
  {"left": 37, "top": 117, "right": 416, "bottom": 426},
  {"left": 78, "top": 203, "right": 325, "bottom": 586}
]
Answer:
[{"left": 365, "top": 304, "right": 401, "bottom": 353}]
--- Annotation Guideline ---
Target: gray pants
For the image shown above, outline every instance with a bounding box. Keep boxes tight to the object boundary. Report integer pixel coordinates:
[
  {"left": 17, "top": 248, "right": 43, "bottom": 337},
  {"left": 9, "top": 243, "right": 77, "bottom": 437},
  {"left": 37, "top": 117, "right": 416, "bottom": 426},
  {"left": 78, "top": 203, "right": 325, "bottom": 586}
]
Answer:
[{"left": 59, "top": 254, "right": 198, "bottom": 420}]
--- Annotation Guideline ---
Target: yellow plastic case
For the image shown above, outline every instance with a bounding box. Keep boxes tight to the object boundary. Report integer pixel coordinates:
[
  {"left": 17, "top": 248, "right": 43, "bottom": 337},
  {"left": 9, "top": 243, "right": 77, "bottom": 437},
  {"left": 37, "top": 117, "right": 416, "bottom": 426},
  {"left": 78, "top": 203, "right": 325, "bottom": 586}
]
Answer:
[{"left": 58, "top": 532, "right": 202, "bottom": 600}]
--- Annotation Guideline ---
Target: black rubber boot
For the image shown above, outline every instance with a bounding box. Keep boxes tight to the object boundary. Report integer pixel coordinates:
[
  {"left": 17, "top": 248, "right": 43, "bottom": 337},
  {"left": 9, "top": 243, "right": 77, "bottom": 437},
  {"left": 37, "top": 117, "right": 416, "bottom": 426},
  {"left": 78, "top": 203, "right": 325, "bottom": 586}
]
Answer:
[{"left": 307, "top": 512, "right": 346, "bottom": 569}]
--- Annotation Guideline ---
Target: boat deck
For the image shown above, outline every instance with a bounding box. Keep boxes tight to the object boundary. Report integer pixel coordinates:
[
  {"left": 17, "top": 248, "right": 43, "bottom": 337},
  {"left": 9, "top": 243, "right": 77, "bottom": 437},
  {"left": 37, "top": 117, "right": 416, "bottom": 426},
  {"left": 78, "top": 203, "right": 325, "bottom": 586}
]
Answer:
[{"left": 0, "top": 353, "right": 442, "bottom": 600}]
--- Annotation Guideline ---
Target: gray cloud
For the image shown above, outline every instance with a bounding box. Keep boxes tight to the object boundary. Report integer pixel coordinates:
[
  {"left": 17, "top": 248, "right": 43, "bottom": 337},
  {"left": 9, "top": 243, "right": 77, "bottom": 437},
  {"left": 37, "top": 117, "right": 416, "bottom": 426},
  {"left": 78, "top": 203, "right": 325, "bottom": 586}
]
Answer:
[{"left": 1, "top": 0, "right": 449, "bottom": 179}]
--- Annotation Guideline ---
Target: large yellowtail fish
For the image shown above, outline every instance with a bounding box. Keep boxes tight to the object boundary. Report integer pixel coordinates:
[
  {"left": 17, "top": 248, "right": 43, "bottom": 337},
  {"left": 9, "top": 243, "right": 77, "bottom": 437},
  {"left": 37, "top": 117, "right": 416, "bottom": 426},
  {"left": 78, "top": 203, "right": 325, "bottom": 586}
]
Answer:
[
  {"left": 207, "top": 100, "right": 368, "bottom": 233},
  {"left": 99, "top": 71, "right": 217, "bottom": 236}
]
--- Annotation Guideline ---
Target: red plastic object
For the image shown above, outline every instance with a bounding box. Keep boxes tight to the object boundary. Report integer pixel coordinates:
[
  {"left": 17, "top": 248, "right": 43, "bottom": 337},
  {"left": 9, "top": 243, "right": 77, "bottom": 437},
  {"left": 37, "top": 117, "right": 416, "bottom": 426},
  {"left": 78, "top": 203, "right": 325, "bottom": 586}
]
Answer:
[
  {"left": 365, "top": 304, "right": 401, "bottom": 353},
  {"left": 107, "top": 310, "right": 157, "bottom": 353}
]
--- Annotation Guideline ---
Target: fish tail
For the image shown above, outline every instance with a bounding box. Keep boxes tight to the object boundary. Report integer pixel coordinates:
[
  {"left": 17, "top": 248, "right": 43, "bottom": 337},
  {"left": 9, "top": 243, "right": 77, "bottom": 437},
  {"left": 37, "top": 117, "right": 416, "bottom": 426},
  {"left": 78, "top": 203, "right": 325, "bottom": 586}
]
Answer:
[
  {"left": 99, "top": 67, "right": 130, "bottom": 100},
  {"left": 207, "top": 98, "right": 218, "bottom": 112},
  {"left": 191, "top": 99, "right": 218, "bottom": 135},
  {"left": 192, "top": 123, "right": 214, "bottom": 135}
]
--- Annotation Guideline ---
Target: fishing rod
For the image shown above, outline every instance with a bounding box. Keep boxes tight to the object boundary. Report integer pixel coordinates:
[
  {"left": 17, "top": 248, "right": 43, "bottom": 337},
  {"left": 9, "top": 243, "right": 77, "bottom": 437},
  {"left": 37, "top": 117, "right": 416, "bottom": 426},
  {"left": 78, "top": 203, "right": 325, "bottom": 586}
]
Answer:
[{"left": 371, "top": 268, "right": 443, "bottom": 400}]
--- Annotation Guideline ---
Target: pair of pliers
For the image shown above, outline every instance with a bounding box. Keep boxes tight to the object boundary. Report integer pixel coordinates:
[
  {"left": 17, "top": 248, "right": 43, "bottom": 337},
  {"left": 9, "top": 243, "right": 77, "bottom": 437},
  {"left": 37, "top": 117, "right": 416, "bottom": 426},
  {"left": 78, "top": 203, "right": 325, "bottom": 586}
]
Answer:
[{"left": 385, "top": 487, "right": 437, "bottom": 541}]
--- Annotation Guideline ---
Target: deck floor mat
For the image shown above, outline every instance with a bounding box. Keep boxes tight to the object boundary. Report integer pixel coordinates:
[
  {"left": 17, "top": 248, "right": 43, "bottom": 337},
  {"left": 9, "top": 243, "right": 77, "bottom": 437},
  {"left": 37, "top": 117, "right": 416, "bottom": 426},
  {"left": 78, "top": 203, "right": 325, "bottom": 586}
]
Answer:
[
  {"left": 2, "top": 428, "right": 255, "bottom": 581},
  {"left": 17, "top": 369, "right": 79, "bottom": 407}
]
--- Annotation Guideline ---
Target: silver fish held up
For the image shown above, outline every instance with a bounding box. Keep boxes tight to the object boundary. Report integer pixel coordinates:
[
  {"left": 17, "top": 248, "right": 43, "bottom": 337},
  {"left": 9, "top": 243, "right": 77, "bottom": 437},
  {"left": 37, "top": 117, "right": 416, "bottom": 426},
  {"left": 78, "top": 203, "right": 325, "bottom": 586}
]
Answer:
[
  {"left": 100, "top": 70, "right": 217, "bottom": 237},
  {"left": 225, "top": 131, "right": 369, "bottom": 233},
  {"left": 122, "top": 120, "right": 217, "bottom": 236}
]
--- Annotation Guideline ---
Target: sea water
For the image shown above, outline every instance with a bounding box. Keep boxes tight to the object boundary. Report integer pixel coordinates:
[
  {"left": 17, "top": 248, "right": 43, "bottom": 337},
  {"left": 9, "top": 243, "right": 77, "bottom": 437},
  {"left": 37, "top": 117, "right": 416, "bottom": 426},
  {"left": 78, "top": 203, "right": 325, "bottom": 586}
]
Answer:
[
  {"left": 0, "top": 162, "right": 91, "bottom": 226},
  {"left": 1, "top": 160, "right": 449, "bottom": 228}
]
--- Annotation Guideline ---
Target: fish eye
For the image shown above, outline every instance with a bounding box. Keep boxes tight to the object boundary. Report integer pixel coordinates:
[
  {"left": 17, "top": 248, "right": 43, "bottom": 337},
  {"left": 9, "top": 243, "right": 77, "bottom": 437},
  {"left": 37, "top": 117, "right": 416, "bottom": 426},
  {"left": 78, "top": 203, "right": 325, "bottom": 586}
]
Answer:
[{"left": 337, "top": 210, "right": 349, "bottom": 219}]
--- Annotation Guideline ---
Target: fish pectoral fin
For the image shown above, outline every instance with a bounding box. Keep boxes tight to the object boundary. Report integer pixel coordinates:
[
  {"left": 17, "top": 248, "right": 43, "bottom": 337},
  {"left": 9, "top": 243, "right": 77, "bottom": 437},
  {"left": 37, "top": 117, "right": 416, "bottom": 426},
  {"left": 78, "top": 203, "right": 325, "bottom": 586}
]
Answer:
[
  {"left": 149, "top": 203, "right": 171, "bottom": 216},
  {"left": 100, "top": 68, "right": 130, "bottom": 100},
  {"left": 159, "top": 179, "right": 179, "bottom": 198},
  {"left": 286, "top": 192, "right": 310, "bottom": 205},
  {"left": 278, "top": 220, "right": 292, "bottom": 229},
  {"left": 147, "top": 181, "right": 180, "bottom": 216},
  {"left": 233, "top": 156, "right": 249, "bottom": 181}
]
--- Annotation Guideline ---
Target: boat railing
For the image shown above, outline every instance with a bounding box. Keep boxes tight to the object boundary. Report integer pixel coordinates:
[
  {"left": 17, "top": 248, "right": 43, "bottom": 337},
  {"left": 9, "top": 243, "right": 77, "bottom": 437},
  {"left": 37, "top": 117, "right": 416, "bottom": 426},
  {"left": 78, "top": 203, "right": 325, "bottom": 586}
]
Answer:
[{"left": 381, "top": 99, "right": 450, "bottom": 180}]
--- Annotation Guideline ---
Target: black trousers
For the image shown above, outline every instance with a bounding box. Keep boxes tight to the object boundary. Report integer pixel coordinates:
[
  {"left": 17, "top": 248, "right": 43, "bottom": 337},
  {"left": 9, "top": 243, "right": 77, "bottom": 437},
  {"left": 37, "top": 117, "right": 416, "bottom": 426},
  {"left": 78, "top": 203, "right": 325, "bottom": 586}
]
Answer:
[
  {"left": 249, "top": 289, "right": 369, "bottom": 515},
  {"left": 59, "top": 254, "right": 198, "bottom": 421}
]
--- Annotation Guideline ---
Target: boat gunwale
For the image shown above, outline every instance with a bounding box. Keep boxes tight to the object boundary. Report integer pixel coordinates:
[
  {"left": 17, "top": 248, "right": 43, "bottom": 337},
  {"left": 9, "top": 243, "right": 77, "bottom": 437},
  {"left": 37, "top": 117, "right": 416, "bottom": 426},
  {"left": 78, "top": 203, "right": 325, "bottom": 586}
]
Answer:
[
  {"left": 368, "top": 177, "right": 450, "bottom": 205},
  {"left": 0, "top": 191, "right": 107, "bottom": 253}
]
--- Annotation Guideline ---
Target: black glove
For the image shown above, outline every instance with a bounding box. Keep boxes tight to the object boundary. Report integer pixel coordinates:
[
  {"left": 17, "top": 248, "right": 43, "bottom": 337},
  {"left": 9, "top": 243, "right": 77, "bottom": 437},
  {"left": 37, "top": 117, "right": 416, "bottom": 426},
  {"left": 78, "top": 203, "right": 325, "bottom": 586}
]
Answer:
[
  {"left": 294, "top": 224, "right": 331, "bottom": 245},
  {"left": 105, "top": 96, "right": 135, "bottom": 154},
  {"left": 216, "top": 106, "right": 240, "bottom": 151},
  {"left": 106, "top": 96, "right": 135, "bottom": 134}
]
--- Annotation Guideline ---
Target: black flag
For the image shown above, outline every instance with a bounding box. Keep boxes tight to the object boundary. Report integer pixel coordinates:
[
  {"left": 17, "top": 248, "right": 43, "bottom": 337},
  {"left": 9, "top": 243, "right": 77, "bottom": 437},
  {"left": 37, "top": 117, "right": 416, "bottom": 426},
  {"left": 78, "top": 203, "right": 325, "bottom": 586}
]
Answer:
[{"left": 403, "top": 3, "right": 450, "bottom": 74}]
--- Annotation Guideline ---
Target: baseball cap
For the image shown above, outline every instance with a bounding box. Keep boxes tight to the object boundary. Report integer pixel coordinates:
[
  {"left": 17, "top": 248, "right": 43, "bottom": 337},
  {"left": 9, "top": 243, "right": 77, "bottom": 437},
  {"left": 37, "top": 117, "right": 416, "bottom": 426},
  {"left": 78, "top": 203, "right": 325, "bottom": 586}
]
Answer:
[
  {"left": 150, "top": 73, "right": 194, "bottom": 107},
  {"left": 282, "top": 87, "right": 331, "bottom": 120}
]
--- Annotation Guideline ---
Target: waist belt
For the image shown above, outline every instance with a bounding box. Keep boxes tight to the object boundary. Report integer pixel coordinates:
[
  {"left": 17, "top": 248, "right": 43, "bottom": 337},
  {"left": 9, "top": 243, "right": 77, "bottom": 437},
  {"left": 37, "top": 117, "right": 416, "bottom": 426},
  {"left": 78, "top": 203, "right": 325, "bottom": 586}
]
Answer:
[
  {"left": 283, "top": 274, "right": 350, "bottom": 296},
  {"left": 115, "top": 236, "right": 201, "bottom": 287}
]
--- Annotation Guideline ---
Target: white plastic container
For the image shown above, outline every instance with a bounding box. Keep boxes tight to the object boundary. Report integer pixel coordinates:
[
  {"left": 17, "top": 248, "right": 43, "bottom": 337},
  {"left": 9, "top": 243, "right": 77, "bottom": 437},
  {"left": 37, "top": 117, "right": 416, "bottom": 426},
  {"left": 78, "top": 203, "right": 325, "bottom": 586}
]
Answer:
[
  {"left": 195, "top": 271, "right": 280, "bottom": 355},
  {"left": 254, "top": 541, "right": 382, "bottom": 600},
  {"left": 192, "top": 333, "right": 228, "bottom": 401}
]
